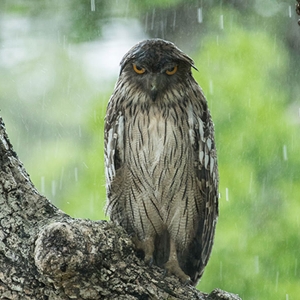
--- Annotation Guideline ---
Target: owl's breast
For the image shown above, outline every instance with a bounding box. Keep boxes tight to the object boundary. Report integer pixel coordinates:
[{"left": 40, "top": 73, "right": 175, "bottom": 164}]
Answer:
[
  {"left": 144, "top": 112, "right": 171, "bottom": 166},
  {"left": 125, "top": 105, "right": 192, "bottom": 199}
]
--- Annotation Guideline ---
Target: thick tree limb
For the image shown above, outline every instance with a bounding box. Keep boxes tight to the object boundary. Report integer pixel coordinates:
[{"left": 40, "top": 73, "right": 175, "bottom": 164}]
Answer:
[{"left": 0, "top": 116, "right": 241, "bottom": 300}]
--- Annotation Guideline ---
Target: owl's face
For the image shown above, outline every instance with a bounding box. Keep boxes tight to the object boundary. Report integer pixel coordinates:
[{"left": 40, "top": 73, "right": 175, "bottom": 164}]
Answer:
[{"left": 119, "top": 39, "right": 196, "bottom": 102}]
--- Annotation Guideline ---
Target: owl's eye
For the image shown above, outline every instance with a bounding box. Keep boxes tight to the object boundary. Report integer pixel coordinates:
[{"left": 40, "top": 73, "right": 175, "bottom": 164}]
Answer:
[
  {"left": 133, "top": 63, "right": 146, "bottom": 74},
  {"left": 165, "top": 65, "right": 178, "bottom": 75}
]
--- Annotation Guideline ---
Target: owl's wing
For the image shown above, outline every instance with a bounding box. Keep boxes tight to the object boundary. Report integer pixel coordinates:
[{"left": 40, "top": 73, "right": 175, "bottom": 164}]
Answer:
[
  {"left": 104, "top": 95, "right": 125, "bottom": 202},
  {"left": 184, "top": 98, "right": 219, "bottom": 285},
  {"left": 105, "top": 95, "right": 137, "bottom": 234}
]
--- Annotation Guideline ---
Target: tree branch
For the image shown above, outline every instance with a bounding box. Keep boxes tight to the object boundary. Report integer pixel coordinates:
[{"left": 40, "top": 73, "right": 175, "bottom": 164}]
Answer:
[{"left": 0, "top": 116, "right": 241, "bottom": 299}]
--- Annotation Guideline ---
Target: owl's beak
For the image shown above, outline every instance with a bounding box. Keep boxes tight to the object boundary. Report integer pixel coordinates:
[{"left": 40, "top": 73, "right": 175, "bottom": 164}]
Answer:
[
  {"left": 150, "top": 85, "right": 158, "bottom": 101},
  {"left": 149, "top": 75, "right": 160, "bottom": 101}
]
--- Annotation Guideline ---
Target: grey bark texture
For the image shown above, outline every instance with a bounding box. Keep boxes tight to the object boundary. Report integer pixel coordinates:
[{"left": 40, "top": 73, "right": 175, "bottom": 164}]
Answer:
[{"left": 0, "top": 116, "right": 241, "bottom": 300}]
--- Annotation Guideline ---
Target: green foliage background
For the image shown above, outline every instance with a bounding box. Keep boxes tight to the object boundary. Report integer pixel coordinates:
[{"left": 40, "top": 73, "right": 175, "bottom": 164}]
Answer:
[{"left": 1, "top": 1, "right": 300, "bottom": 299}]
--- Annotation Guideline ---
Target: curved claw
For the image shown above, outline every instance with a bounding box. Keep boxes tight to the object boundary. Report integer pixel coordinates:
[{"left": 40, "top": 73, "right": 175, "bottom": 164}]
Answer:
[
  {"left": 163, "top": 239, "right": 191, "bottom": 284},
  {"left": 128, "top": 232, "right": 135, "bottom": 237},
  {"left": 183, "top": 278, "right": 193, "bottom": 286},
  {"left": 132, "top": 236, "right": 155, "bottom": 267},
  {"left": 163, "top": 268, "right": 168, "bottom": 278},
  {"left": 164, "top": 259, "right": 191, "bottom": 284},
  {"left": 147, "top": 256, "right": 154, "bottom": 267},
  {"left": 144, "top": 252, "right": 154, "bottom": 266}
]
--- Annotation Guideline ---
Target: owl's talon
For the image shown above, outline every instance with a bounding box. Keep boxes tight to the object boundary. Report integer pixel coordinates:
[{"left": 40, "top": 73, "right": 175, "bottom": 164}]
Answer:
[
  {"left": 164, "top": 260, "right": 191, "bottom": 283},
  {"left": 183, "top": 278, "right": 193, "bottom": 286},
  {"left": 132, "top": 236, "right": 155, "bottom": 267},
  {"left": 162, "top": 268, "right": 168, "bottom": 278},
  {"left": 144, "top": 254, "right": 154, "bottom": 267},
  {"left": 148, "top": 256, "right": 154, "bottom": 267}
]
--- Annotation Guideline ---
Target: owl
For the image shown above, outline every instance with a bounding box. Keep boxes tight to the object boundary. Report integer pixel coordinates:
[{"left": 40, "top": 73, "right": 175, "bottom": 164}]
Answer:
[{"left": 104, "top": 39, "right": 218, "bottom": 286}]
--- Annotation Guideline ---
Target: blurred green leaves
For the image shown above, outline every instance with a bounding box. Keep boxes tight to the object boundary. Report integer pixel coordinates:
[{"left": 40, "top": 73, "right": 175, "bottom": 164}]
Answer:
[
  {"left": 194, "top": 9, "right": 300, "bottom": 299},
  {"left": 58, "top": 94, "right": 108, "bottom": 220}
]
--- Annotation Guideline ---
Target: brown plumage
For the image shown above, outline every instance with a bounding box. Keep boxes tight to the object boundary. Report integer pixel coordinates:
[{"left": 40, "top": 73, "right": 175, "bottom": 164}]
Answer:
[{"left": 104, "top": 39, "right": 218, "bottom": 285}]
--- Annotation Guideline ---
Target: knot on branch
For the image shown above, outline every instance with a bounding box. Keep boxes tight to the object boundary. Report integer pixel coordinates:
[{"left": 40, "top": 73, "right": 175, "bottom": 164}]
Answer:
[
  {"left": 207, "top": 289, "right": 241, "bottom": 300},
  {"left": 34, "top": 221, "right": 101, "bottom": 282}
]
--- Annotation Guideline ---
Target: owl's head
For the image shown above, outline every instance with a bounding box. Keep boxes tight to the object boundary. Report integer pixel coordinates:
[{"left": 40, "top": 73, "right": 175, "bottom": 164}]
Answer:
[{"left": 119, "top": 39, "right": 197, "bottom": 102}]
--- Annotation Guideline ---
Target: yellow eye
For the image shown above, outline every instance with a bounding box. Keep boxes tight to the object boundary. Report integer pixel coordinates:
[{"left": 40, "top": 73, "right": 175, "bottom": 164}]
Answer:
[
  {"left": 133, "top": 63, "right": 146, "bottom": 74},
  {"left": 166, "top": 65, "right": 178, "bottom": 75}
]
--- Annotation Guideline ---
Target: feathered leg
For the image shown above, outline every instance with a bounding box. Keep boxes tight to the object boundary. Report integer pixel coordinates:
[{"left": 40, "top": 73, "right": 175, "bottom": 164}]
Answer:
[{"left": 164, "top": 239, "right": 191, "bottom": 283}]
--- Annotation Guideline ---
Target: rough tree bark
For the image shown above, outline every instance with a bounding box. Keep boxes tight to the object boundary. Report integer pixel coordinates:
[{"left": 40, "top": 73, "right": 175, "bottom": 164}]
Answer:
[{"left": 0, "top": 116, "right": 241, "bottom": 300}]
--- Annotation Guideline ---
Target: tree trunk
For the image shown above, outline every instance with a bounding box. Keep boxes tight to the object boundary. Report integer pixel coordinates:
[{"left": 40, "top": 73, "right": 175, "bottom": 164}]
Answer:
[{"left": 0, "top": 116, "right": 241, "bottom": 300}]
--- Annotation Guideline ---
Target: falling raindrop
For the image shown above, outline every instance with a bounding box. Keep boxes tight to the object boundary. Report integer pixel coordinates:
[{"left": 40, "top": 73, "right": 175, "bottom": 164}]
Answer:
[
  {"left": 275, "top": 271, "right": 279, "bottom": 292},
  {"left": 59, "top": 167, "right": 64, "bottom": 190},
  {"left": 220, "top": 15, "right": 224, "bottom": 30},
  {"left": 197, "top": 8, "right": 203, "bottom": 23},
  {"left": 75, "top": 167, "right": 78, "bottom": 182},
  {"left": 63, "top": 35, "right": 67, "bottom": 50},
  {"left": 209, "top": 80, "right": 213, "bottom": 95},
  {"left": 249, "top": 172, "right": 253, "bottom": 194},
  {"left": 151, "top": 9, "right": 156, "bottom": 31},
  {"left": 160, "top": 20, "right": 165, "bottom": 39},
  {"left": 91, "top": 0, "right": 95, "bottom": 12},
  {"left": 124, "top": 0, "right": 130, "bottom": 18},
  {"left": 41, "top": 176, "right": 45, "bottom": 194},
  {"left": 283, "top": 145, "right": 288, "bottom": 161},
  {"left": 145, "top": 12, "right": 149, "bottom": 32},
  {"left": 288, "top": 5, "right": 292, "bottom": 18},
  {"left": 67, "top": 75, "right": 71, "bottom": 97},
  {"left": 78, "top": 125, "right": 82, "bottom": 137},
  {"left": 93, "top": 110, "right": 97, "bottom": 123},
  {"left": 219, "top": 261, "right": 223, "bottom": 281},
  {"left": 225, "top": 187, "right": 229, "bottom": 201},
  {"left": 172, "top": 11, "right": 176, "bottom": 31},
  {"left": 51, "top": 180, "right": 56, "bottom": 197},
  {"left": 90, "top": 194, "right": 95, "bottom": 214},
  {"left": 254, "top": 255, "right": 259, "bottom": 273}
]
